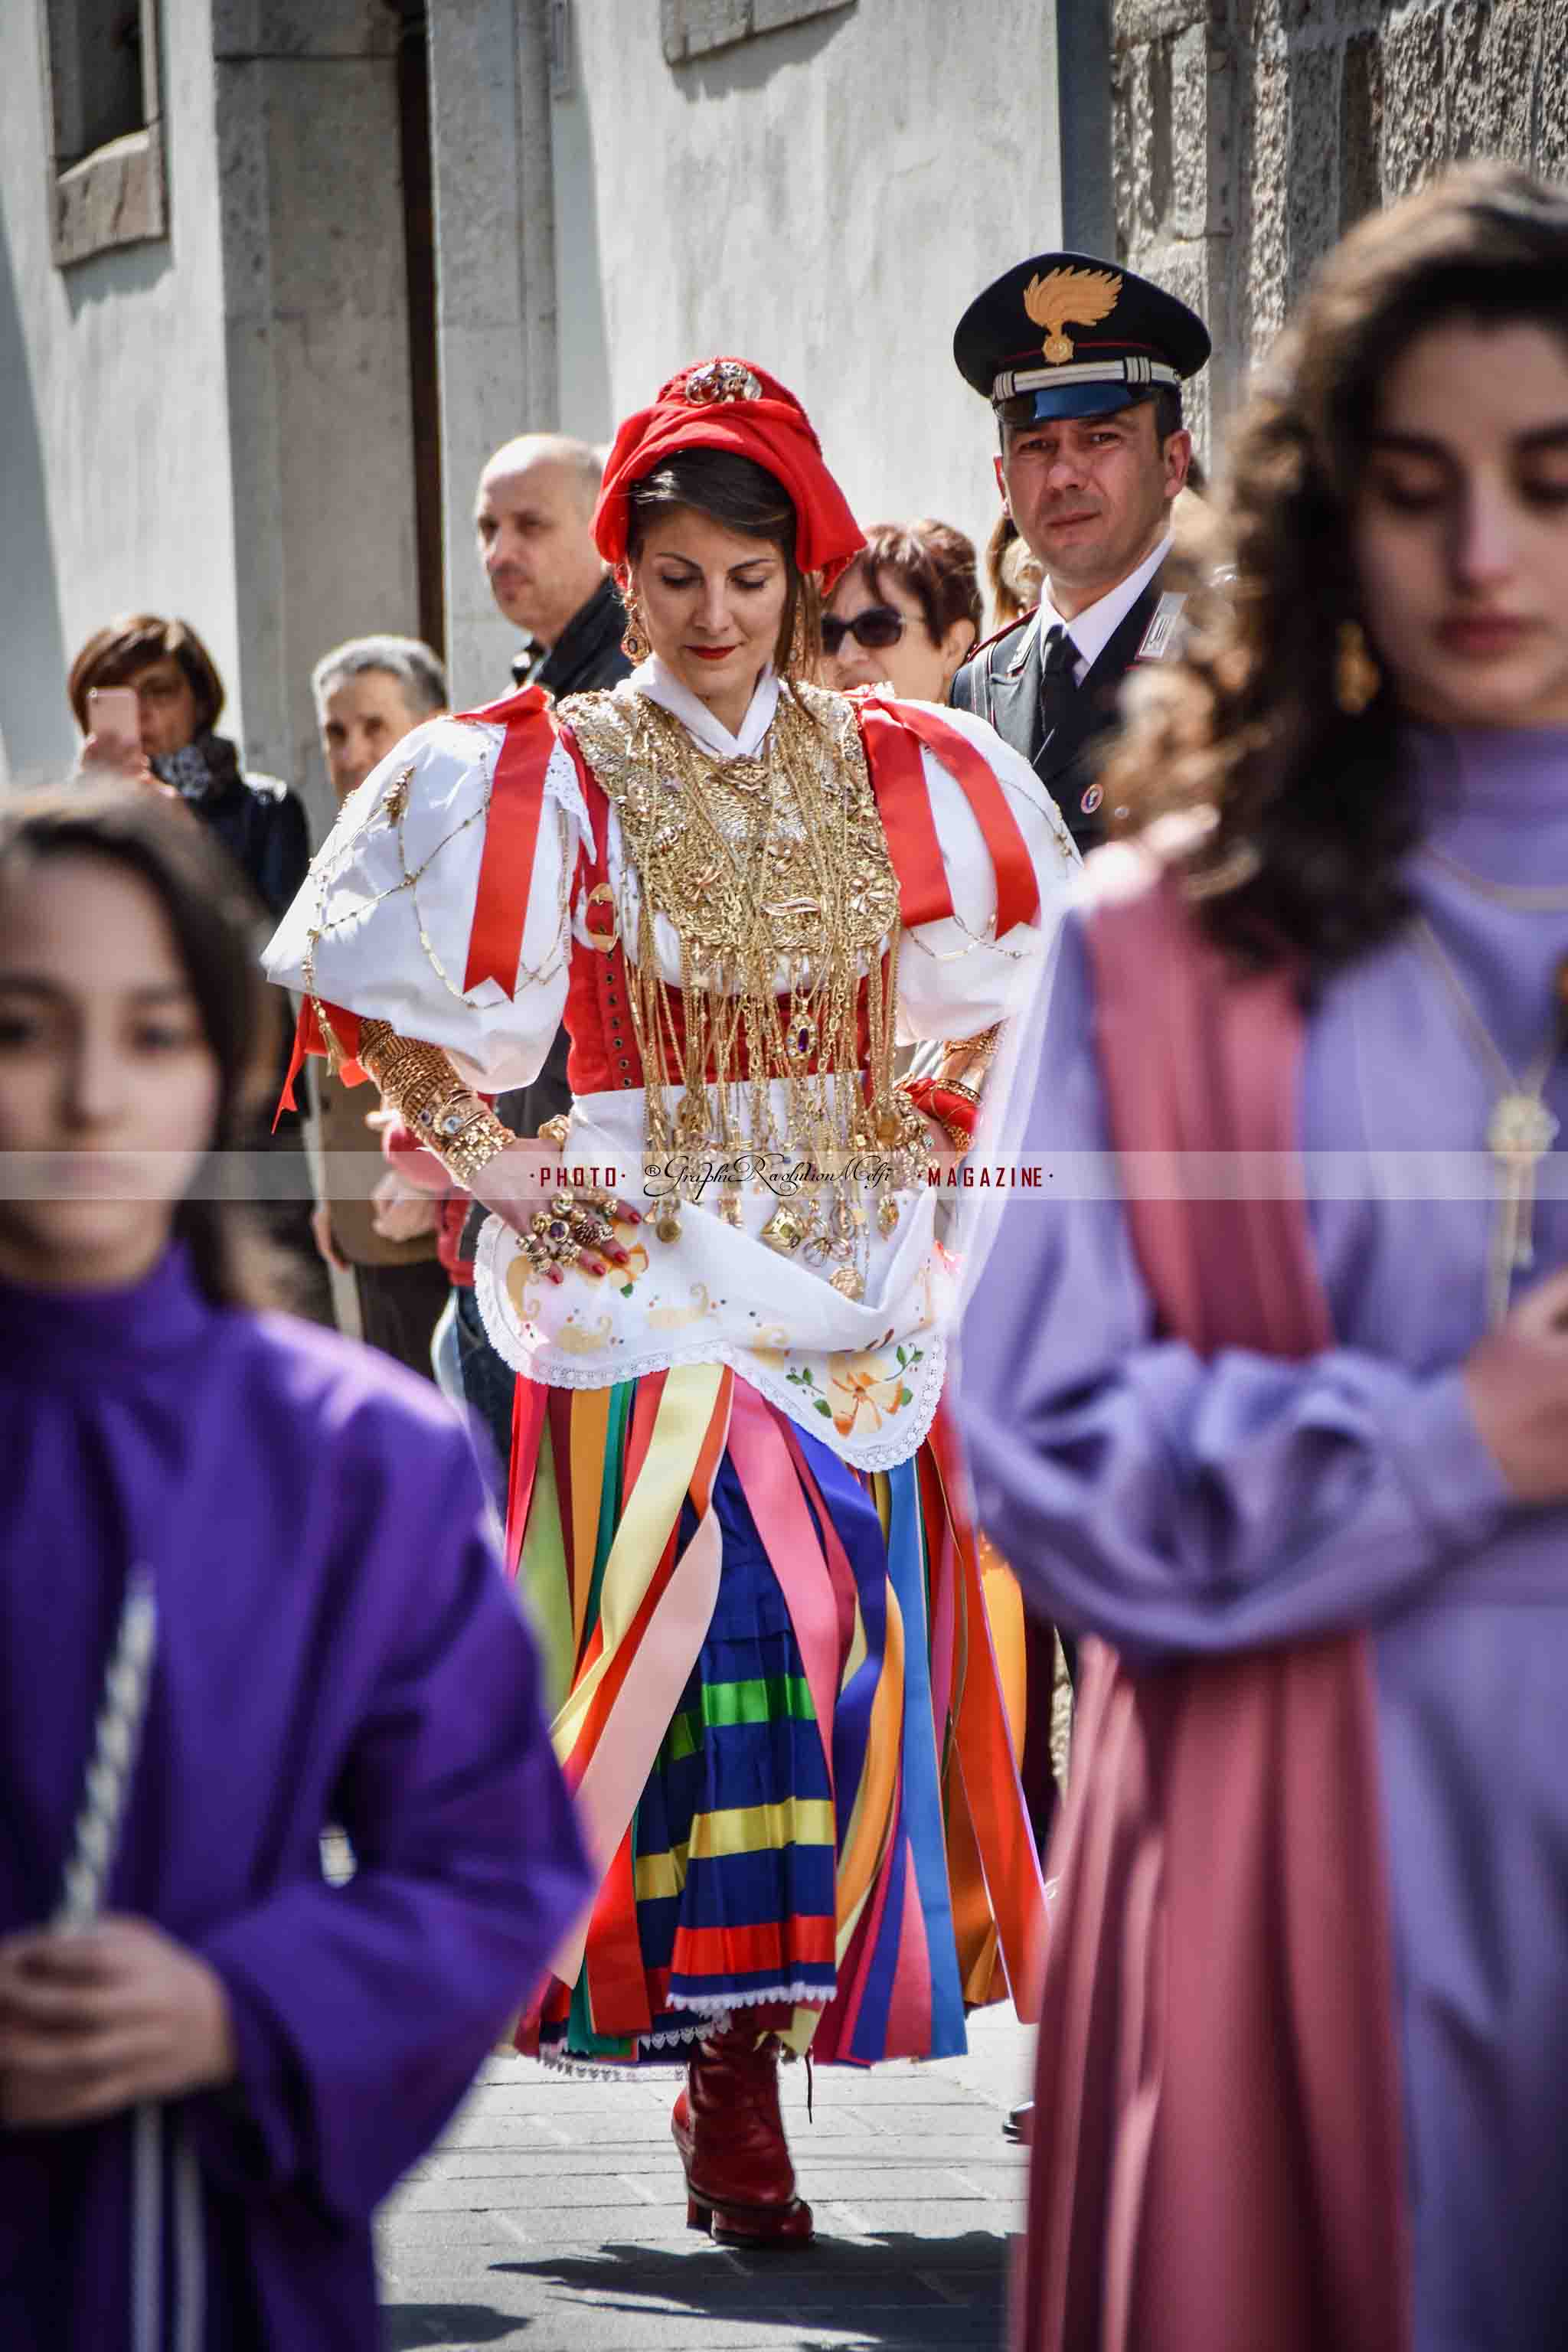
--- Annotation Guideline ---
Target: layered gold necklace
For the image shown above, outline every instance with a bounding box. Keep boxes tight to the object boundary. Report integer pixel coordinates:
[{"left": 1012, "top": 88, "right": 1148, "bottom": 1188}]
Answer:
[{"left": 563, "top": 681, "right": 927, "bottom": 1290}]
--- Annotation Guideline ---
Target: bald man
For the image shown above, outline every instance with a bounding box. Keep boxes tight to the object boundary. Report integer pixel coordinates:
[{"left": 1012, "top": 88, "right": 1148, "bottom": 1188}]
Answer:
[{"left": 475, "top": 433, "right": 630, "bottom": 697}]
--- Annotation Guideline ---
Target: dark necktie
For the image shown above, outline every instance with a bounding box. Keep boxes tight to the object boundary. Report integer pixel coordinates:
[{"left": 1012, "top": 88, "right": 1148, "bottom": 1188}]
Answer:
[{"left": 1037, "top": 622, "right": 1079, "bottom": 752}]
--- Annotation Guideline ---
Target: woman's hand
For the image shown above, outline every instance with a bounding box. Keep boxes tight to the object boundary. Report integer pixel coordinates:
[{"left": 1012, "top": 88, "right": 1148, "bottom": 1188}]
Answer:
[
  {"left": 370, "top": 1168, "right": 441, "bottom": 1243},
  {"left": 469, "top": 1139, "right": 639, "bottom": 1285},
  {"left": 77, "top": 732, "right": 155, "bottom": 787},
  {"left": 0, "top": 1916, "right": 237, "bottom": 2128},
  {"left": 1462, "top": 1266, "right": 1568, "bottom": 1504}
]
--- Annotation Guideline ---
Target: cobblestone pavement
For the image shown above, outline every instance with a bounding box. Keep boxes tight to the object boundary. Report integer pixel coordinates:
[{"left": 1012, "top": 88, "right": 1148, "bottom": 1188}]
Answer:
[{"left": 378, "top": 2004, "right": 1034, "bottom": 2352}]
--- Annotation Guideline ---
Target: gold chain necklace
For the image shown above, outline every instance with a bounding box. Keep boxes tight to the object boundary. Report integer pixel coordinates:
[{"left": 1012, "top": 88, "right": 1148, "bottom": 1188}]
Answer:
[
  {"left": 562, "top": 682, "right": 926, "bottom": 1293},
  {"left": 1410, "top": 916, "right": 1568, "bottom": 1324}
]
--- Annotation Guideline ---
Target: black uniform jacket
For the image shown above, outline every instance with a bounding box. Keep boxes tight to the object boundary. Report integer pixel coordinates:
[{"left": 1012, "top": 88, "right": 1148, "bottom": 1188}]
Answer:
[{"left": 949, "top": 565, "right": 1166, "bottom": 856}]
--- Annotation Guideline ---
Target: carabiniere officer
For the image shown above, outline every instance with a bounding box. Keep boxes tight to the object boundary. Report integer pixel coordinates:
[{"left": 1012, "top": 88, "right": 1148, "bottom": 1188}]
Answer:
[{"left": 949, "top": 252, "right": 1211, "bottom": 851}]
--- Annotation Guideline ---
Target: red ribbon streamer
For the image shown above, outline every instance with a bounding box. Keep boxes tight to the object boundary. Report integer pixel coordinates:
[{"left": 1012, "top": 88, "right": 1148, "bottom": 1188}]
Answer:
[
  {"left": 456, "top": 684, "right": 557, "bottom": 997},
  {"left": 857, "top": 696, "right": 1040, "bottom": 937}
]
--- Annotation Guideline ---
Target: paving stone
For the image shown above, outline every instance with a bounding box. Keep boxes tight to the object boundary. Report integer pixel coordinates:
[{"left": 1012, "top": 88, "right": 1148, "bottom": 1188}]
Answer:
[{"left": 380, "top": 2009, "right": 1033, "bottom": 2349}]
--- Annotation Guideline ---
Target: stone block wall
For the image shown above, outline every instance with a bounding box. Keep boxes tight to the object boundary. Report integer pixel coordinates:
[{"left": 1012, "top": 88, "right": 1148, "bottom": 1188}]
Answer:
[{"left": 1110, "top": 0, "right": 1568, "bottom": 459}]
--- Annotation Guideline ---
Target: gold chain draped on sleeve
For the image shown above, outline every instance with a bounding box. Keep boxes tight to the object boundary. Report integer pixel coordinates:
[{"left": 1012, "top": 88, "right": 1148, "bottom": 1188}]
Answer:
[{"left": 356, "top": 1019, "right": 515, "bottom": 1188}]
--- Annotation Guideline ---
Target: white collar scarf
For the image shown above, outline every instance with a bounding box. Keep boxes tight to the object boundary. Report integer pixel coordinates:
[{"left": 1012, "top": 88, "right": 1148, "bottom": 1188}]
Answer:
[{"left": 634, "top": 656, "right": 781, "bottom": 759}]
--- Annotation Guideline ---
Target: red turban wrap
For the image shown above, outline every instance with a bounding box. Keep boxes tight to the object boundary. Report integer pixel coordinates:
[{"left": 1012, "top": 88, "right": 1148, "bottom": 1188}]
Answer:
[{"left": 593, "top": 357, "right": 864, "bottom": 589}]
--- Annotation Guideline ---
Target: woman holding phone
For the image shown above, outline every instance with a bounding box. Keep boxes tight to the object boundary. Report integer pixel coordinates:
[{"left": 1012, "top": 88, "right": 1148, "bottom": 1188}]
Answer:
[{"left": 69, "top": 617, "right": 309, "bottom": 925}]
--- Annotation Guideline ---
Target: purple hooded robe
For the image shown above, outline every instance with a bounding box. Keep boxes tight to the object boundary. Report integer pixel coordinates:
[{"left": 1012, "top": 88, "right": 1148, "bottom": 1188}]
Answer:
[
  {"left": 0, "top": 1245, "right": 591, "bottom": 2350},
  {"left": 959, "top": 726, "right": 1568, "bottom": 2350}
]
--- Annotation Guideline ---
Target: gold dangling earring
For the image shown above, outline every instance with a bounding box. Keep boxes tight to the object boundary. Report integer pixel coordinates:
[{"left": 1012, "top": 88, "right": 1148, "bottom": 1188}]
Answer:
[
  {"left": 620, "top": 584, "right": 650, "bottom": 665},
  {"left": 1334, "top": 619, "right": 1380, "bottom": 716},
  {"left": 788, "top": 598, "right": 810, "bottom": 678}
]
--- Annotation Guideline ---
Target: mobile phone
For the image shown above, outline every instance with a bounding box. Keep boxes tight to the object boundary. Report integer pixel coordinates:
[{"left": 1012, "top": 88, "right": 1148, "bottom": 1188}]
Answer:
[{"left": 87, "top": 686, "right": 140, "bottom": 753}]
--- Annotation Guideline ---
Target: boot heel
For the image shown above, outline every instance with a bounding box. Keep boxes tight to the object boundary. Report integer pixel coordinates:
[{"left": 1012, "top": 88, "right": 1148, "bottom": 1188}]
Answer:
[{"left": 686, "top": 2194, "right": 714, "bottom": 2233}]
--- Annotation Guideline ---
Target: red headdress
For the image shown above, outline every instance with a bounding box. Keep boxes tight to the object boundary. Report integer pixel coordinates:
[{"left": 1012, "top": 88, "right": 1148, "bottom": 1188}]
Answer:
[{"left": 593, "top": 357, "right": 864, "bottom": 590}]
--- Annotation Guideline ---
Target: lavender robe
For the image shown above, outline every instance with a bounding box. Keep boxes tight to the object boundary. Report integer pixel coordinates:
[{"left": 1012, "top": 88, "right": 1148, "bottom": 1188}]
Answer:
[
  {"left": 959, "top": 726, "right": 1568, "bottom": 2352},
  {"left": 0, "top": 1246, "right": 591, "bottom": 2350}
]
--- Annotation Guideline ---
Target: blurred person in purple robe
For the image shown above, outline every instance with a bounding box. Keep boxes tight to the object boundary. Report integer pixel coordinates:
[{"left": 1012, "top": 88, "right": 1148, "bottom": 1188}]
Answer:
[
  {"left": 0, "top": 786, "right": 591, "bottom": 2350},
  {"left": 959, "top": 165, "right": 1568, "bottom": 2352}
]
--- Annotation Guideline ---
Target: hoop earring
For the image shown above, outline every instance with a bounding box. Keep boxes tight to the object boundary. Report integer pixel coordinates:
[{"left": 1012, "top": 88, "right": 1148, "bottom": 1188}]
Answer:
[
  {"left": 620, "top": 587, "right": 650, "bottom": 665},
  {"left": 1334, "top": 619, "right": 1380, "bottom": 717}
]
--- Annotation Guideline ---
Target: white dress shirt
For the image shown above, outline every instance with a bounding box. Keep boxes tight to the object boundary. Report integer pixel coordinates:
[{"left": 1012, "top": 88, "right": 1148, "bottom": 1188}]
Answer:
[{"left": 1040, "top": 531, "right": 1172, "bottom": 684}]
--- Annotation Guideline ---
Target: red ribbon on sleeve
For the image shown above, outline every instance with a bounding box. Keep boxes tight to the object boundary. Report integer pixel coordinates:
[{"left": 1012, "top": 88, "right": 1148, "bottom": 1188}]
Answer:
[
  {"left": 856, "top": 695, "right": 1040, "bottom": 937},
  {"left": 273, "top": 996, "right": 364, "bottom": 1125},
  {"left": 452, "top": 684, "right": 560, "bottom": 997}
]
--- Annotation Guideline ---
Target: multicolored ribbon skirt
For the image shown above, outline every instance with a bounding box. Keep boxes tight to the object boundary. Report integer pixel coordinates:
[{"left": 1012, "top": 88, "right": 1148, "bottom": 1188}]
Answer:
[{"left": 507, "top": 1365, "right": 1045, "bottom": 2070}]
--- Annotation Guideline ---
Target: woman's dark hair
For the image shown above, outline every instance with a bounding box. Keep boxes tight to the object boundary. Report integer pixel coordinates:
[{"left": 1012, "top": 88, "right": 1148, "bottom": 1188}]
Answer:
[
  {"left": 841, "top": 518, "right": 983, "bottom": 646},
  {"left": 1102, "top": 161, "right": 1568, "bottom": 972},
  {"left": 626, "top": 447, "right": 821, "bottom": 677},
  {"left": 0, "top": 786, "right": 283, "bottom": 1308},
  {"left": 67, "top": 615, "right": 227, "bottom": 737}
]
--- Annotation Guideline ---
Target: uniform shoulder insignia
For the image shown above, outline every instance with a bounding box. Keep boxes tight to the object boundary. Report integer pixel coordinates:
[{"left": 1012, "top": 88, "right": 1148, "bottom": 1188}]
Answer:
[{"left": 1132, "top": 591, "right": 1190, "bottom": 664}]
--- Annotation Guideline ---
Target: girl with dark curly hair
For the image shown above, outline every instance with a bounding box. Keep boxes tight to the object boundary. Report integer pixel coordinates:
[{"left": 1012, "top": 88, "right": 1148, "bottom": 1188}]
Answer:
[{"left": 960, "top": 163, "right": 1568, "bottom": 2351}]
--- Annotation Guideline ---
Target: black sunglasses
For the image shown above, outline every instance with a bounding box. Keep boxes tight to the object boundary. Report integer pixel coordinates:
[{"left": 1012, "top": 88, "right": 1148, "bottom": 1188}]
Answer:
[{"left": 821, "top": 606, "right": 909, "bottom": 656}]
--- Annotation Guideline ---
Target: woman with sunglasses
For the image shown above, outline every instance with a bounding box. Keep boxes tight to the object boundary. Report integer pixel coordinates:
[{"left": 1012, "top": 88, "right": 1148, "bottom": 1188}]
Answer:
[
  {"left": 266, "top": 357, "right": 1076, "bottom": 2248},
  {"left": 0, "top": 786, "right": 590, "bottom": 2350},
  {"left": 821, "top": 518, "right": 982, "bottom": 702}
]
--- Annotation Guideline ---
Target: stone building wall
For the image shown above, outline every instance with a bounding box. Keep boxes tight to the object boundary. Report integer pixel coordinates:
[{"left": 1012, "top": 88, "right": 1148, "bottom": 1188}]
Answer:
[{"left": 1109, "top": 0, "right": 1568, "bottom": 460}]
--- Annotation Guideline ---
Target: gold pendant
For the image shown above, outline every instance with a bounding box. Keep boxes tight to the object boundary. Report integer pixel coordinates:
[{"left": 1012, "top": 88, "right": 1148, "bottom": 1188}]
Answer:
[
  {"left": 654, "top": 1210, "right": 683, "bottom": 1246},
  {"left": 829, "top": 1264, "right": 864, "bottom": 1301},
  {"left": 877, "top": 1197, "right": 900, "bottom": 1237},
  {"left": 760, "top": 1204, "right": 809, "bottom": 1254}
]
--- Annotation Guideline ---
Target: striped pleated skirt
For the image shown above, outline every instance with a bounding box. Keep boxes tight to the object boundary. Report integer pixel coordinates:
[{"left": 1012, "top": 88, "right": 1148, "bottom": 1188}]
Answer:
[{"left": 508, "top": 1364, "right": 1043, "bottom": 2072}]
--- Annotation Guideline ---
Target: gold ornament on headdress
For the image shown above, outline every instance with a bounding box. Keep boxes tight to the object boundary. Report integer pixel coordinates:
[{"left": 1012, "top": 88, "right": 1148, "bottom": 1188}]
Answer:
[
  {"left": 684, "top": 360, "right": 763, "bottom": 406},
  {"left": 1022, "top": 266, "right": 1122, "bottom": 364}
]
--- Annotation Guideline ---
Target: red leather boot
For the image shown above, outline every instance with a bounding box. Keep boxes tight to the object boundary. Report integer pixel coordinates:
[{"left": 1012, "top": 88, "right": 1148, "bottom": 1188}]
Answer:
[{"left": 671, "top": 2021, "right": 814, "bottom": 2247}]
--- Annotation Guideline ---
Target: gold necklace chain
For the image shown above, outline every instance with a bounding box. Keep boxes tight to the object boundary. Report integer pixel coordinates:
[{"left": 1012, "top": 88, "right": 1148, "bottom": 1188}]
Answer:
[
  {"left": 1410, "top": 916, "right": 1566, "bottom": 1324},
  {"left": 562, "top": 681, "right": 926, "bottom": 1289}
]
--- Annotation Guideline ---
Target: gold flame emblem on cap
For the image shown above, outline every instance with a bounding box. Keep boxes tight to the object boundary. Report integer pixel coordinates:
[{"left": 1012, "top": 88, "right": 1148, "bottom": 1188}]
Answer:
[{"left": 1023, "top": 266, "right": 1122, "bottom": 364}]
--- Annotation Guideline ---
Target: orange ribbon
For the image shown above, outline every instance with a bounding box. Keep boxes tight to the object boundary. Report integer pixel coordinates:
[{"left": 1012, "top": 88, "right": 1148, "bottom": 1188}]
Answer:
[{"left": 856, "top": 694, "right": 1040, "bottom": 937}]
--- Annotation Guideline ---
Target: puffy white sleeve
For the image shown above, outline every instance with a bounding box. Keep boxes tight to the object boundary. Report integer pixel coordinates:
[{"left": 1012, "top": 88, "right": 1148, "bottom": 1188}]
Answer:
[
  {"left": 263, "top": 714, "right": 586, "bottom": 1092},
  {"left": 893, "top": 701, "right": 1081, "bottom": 1043}
]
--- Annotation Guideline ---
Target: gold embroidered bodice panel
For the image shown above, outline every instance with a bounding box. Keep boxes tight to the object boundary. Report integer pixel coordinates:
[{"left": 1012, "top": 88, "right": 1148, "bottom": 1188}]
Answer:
[
  {"left": 559, "top": 681, "right": 898, "bottom": 968},
  {"left": 557, "top": 681, "right": 925, "bottom": 1282}
]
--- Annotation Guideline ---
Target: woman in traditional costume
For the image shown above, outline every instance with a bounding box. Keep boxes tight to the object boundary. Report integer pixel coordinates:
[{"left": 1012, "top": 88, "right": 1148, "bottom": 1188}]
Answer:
[
  {"left": 959, "top": 165, "right": 1568, "bottom": 2351},
  {"left": 265, "top": 358, "right": 1076, "bottom": 2244},
  {"left": 0, "top": 787, "right": 590, "bottom": 2349}
]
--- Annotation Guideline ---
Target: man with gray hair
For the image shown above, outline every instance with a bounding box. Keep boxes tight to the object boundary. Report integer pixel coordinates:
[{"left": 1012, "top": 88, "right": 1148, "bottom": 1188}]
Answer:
[
  {"left": 308, "top": 633, "right": 452, "bottom": 1380},
  {"left": 312, "top": 632, "right": 448, "bottom": 806}
]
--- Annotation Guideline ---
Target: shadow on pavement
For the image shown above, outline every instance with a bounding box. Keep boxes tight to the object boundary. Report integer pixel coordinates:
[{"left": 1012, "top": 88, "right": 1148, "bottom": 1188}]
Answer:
[
  {"left": 381, "top": 2303, "right": 530, "bottom": 2346},
  {"left": 477, "top": 2227, "right": 1010, "bottom": 2347}
]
